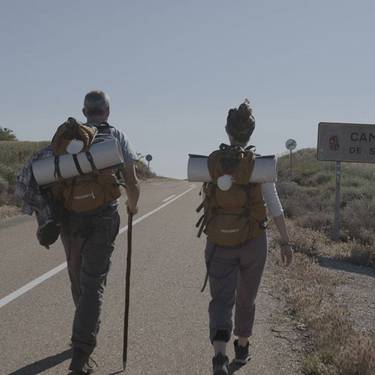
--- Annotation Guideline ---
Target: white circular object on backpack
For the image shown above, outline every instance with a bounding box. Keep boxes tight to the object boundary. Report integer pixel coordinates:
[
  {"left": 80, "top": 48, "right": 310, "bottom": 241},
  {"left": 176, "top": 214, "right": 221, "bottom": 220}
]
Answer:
[
  {"left": 217, "top": 174, "right": 233, "bottom": 191},
  {"left": 66, "top": 139, "right": 84, "bottom": 154}
]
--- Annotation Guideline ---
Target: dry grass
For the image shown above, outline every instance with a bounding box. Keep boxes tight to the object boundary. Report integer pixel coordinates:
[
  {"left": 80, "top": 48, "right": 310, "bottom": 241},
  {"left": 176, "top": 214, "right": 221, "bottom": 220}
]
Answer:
[
  {"left": 277, "top": 149, "right": 375, "bottom": 269},
  {"left": 270, "top": 228, "right": 375, "bottom": 375},
  {"left": 275, "top": 149, "right": 375, "bottom": 373},
  {"left": 0, "top": 141, "right": 50, "bottom": 207},
  {"left": 283, "top": 219, "right": 375, "bottom": 269},
  {"left": 135, "top": 159, "right": 156, "bottom": 179},
  {"left": 0, "top": 205, "right": 21, "bottom": 219}
]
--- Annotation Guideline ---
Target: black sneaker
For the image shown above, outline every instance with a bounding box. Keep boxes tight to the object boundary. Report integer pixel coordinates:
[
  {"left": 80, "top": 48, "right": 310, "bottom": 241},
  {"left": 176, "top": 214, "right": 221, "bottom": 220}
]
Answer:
[
  {"left": 69, "top": 348, "right": 97, "bottom": 374},
  {"left": 234, "top": 339, "right": 250, "bottom": 365},
  {"left": 212, "top": 353, "right": 229, "bottom": 375}
]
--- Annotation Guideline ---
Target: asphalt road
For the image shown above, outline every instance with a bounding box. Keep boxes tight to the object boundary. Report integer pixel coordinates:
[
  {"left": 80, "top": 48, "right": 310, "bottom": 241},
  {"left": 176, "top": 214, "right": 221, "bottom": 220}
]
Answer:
[{"left": 0, "top": 179, "right": 301, "bottom": 375}]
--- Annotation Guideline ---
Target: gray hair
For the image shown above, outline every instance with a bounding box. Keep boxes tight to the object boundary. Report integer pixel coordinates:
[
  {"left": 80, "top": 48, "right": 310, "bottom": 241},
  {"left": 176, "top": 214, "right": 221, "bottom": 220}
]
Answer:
[{"left": 83, "top": 90, "right": 110, "bottom": 115}]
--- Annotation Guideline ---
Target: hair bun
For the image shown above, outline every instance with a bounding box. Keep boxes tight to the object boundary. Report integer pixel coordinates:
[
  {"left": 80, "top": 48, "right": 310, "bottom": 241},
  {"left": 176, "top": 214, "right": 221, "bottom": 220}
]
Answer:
[
  {"left": 238, "top": 100, "right": 252, "bottom": 120},
  {"left": 226, "top": 99, "right": 255, "bottom": 143}
]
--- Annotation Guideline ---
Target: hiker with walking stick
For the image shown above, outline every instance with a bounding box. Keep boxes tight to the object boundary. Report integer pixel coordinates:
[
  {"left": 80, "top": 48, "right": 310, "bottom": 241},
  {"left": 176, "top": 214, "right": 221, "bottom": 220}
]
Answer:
[
  {"left": 196, "top": 100, "right": 293, "bottom": 375},
  {"left": 59, "top": 91, "right": 139, "bottom": 374},
  {"left": 16, "top": 90, "right": 140, "bottom": 374}
]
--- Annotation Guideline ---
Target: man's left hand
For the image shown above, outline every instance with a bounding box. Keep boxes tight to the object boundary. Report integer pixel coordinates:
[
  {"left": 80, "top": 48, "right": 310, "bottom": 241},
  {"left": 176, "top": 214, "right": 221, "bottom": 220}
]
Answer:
[{"left": 127, "top": 202, "right": 138, "bottom": 216}]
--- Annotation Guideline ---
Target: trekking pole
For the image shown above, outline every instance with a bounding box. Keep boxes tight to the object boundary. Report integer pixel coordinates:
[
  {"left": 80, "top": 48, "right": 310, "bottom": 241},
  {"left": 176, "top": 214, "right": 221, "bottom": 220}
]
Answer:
[{"left": 123, "top": 212, "right": 133, "bottom": 371}]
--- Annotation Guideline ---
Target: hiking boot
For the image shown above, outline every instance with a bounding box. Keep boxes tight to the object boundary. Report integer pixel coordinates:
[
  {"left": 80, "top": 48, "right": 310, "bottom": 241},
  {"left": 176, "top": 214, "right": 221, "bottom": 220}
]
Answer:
[
  {"left": 212, "top": 353, "right": 229, "bottom": 375},
  {"left": 234, "top": 339, "right": 250, "bottom": 365},
  {"left": 69, "top": 348, "right": 97, "bottom": 374}
]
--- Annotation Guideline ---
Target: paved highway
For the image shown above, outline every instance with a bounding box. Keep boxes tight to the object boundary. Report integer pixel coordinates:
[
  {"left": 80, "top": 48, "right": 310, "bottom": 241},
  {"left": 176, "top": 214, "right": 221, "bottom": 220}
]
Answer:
[{"left": 0, "top": 179, "right": 300, "bottom": 374}]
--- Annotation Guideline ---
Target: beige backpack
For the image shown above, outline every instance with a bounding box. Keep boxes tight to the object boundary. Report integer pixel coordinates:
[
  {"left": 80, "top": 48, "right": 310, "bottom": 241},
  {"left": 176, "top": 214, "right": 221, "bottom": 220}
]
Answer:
[
  {"left": 196, "top": 144, "right": 267, "bottom": 247},
  {"left": 51, "top": 118, "right": 123, "bottom": 213}
]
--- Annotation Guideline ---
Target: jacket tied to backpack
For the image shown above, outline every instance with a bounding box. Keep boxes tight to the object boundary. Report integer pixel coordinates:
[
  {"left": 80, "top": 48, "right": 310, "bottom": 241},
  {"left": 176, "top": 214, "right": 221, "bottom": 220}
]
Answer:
[
  {"left": 51, "top": 118, "right": 123, "bottom": 213},
  {"left": 196, "top": 144, "right": 267, "bottom": 247}
]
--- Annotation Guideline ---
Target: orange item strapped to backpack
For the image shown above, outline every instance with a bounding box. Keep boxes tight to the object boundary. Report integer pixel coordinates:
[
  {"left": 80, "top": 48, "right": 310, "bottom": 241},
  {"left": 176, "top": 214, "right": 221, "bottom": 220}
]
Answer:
[{"left": 51, "top": 117, "right": 97, "bottom": 156}]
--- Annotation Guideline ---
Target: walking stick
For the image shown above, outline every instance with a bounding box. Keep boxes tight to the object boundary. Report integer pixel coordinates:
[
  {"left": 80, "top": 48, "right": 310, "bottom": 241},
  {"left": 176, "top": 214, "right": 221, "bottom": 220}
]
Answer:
[{"left": 123, "top": 212, "right": 133, "bottom": 371}]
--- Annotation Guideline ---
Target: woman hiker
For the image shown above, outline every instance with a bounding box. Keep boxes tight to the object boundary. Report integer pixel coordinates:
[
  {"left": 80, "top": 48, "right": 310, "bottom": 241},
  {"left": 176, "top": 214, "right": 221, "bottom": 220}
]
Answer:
[{"left": 197, "top": 100, "right": 293, "bottom": 375}]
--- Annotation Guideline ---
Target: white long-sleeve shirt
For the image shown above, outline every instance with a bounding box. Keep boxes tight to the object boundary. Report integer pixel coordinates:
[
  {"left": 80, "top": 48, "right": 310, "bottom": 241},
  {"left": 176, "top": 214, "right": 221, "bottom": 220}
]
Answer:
[{"left": 261, "top": 183, "right": 283, "bottom": 218}]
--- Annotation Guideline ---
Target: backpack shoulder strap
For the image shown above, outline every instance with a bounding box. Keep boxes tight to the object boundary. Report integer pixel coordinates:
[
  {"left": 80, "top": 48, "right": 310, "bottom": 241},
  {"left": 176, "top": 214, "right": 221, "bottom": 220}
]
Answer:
[
  {"left": 207, "top": 149, "right": 224, "bottom": 182},
  {"left": 93, "top": 122, "right": 113, "bottom": 135}
]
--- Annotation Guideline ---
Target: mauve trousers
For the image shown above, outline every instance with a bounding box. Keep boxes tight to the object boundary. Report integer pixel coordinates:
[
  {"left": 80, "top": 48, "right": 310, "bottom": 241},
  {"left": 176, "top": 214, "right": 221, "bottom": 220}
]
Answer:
[
  {"left": 205, "top": 232, "right": 267, "bottom": 343},
  {"left": 60, "top": 207, "right": 120, "bottom": 355}
]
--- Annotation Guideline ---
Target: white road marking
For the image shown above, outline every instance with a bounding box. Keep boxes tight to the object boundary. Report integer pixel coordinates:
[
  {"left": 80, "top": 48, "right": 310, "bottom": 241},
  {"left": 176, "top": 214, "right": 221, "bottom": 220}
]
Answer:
[
  {"left": 162, "top": 194, "right": 176, "bottom": 203},
  {"left": 0, "top": 185, "right": 196, "bottom": 309},
  {"left": 0, "top": 263, "right": 67, "bottom": 309},
  {"left": 119, "top": 186, "right": 195, "bottom": 234}
]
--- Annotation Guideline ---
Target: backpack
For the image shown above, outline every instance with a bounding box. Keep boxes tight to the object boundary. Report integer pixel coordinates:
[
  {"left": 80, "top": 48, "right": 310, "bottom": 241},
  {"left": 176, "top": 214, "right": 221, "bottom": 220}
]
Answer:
[
  {"left": 196, "top": 144, "right": 267, "bottom": 247},
  {"left": 51, "top": 118, "right": 123, "bottom": 213}
]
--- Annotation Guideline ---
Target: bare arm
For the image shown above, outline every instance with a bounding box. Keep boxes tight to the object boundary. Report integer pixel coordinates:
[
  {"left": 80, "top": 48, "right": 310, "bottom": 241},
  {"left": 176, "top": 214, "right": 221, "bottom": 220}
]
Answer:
[
  {"left": 121, "top": 160, "right": 140, "bottom": 215},
  {"left": 262, "top": 183, "right": 293, "bottom": 266},
  {"left": 273, "top": 214, "right": 290, "bottom": 244},
  {"left": 272, "top": 213, "right": 293, "bottom": 266}
]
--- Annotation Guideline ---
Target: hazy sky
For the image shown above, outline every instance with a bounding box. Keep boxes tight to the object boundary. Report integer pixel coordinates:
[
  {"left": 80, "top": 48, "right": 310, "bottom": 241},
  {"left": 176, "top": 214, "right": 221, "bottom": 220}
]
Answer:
[{"left": 1, "top": 0, "right": 374, "bottom": 177}]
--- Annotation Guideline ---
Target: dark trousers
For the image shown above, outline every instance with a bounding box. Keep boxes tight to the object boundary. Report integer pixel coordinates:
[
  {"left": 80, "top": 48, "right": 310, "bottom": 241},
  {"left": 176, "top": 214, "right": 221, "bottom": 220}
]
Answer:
[
  {"left": 205, "top": 232, "right": 267, "bottom": 343},
  {"left": 60, "top": 207, "right": 120, "bottom": 355}
]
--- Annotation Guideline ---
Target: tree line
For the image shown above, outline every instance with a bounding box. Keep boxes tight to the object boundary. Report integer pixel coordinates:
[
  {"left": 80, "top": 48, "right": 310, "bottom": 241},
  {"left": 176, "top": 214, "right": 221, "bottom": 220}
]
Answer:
[{"left": 0, "top": 127, "right": 17, "bottom": 141}]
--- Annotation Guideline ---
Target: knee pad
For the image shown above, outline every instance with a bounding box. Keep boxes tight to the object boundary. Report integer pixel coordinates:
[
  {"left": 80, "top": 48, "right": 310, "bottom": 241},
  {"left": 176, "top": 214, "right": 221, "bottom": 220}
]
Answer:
[{"left": 213, "top": 329, "right": 230, "bottom": 343}]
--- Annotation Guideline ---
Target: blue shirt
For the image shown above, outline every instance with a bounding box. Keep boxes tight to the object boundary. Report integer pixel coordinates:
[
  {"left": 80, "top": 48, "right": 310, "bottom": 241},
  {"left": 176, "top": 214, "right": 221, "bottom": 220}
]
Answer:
[{"left": 108, "top": 126, "right": 136, "bottom": 164}]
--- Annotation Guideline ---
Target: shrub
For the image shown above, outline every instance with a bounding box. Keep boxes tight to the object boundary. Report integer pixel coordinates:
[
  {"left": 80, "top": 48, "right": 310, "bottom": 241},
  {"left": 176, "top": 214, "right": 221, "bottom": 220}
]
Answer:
[
  {"left": 0, "top": 141, "right": 49, "bottom": 168},
  {"left": 0, "top": 127, "right": 17, "bottom": 141},
  {"left": 305, "top": 171, "right": 333, "bottom": 186},
  {"left": 0, "top": 175, "right": 8, "bottom": 194},
  {"left": 0, "top": 175, "right": 8, "bottom": 205},
  {"left": 135, "top": 160, "right": 156, "bottom": 179},
  {"left": 295, "top": 212, "right": 332, "bottom": 232},
  {"left": 0, "top": 163, "right": 16, "bottom": 185},
  {"left": 277, "top": 148, "right": 375, "bottom": 264}
]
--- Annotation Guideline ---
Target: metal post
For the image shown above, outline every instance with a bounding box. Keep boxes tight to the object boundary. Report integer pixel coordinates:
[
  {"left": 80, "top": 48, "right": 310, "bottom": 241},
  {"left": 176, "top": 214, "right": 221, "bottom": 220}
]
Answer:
[
  {"left": 123, "top": 213, "right": 133, "bottom": 370},
  {"left": 333, "top": 161, "right": 341, "bottom": 241},
  {"left": 289, "top": 150, "right": 293, "bottom": 178},
  {"left": 147, "top": 161, "right": 150, "bottom": 169}
]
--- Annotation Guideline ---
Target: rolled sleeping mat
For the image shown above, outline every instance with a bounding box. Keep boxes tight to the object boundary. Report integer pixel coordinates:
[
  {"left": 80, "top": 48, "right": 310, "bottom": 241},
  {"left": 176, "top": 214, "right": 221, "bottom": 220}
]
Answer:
[
  {"left": 187, "top": 154, "right": 277, "bottom": 183},
  {"left": 32, "top": 139, "right": 124, "bottom": 186}
]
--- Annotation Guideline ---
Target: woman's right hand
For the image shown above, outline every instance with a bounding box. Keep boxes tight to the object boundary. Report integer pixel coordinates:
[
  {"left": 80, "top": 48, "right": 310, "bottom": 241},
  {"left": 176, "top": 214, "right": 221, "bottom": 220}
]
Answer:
[{"left": 280, "top": 244, "right": 293, "bottom": 266}]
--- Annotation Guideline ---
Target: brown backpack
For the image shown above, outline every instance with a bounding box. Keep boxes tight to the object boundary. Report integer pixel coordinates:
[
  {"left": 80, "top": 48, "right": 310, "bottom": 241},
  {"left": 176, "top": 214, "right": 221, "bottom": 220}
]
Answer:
[
  {"left": 196, "top": 144, "right": 267, "bottom": 247},
  {"left": 51, "top": 118, "right": 123, "bottom": 213}
]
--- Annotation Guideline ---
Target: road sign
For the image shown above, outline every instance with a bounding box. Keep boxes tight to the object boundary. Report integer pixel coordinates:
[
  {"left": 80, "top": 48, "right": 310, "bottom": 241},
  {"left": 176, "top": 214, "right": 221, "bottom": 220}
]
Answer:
[
  {"left": 316, "top": 122, "right": 375, "bottom": 241},
  {"left": 318, "top": 122, "right": 375, "bottom": 163},
  {"left": 145, "top": 154, "right": 153, "bottom": 162},
  {"left": 285, "top": 139, "right": 297, "bottom": 177},
  {"left": 286, "top": 139, "right": 297, "bottom": 151}
]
